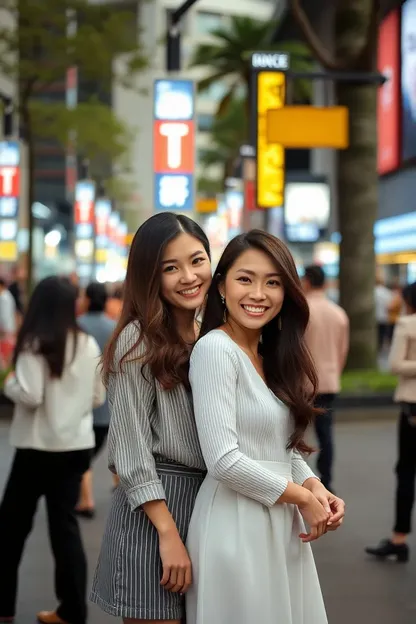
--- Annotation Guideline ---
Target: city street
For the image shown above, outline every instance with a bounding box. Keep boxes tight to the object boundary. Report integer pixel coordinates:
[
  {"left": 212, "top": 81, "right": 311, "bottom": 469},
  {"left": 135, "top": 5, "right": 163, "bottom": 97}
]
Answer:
[{"left": 1, "top": 416, "right": 415, "bottom": 624}]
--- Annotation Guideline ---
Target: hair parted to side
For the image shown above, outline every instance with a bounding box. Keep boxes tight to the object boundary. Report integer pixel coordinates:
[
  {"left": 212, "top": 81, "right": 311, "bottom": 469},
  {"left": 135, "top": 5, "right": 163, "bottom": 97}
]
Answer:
[
  {"left": 14, "top": 276, "right": 80, "bottom": 378},
  {"left": 102, "top": 212, "right": 210, "bottom": 389},
  {"left": 200, "top": 230, "right": 319, "bottom": 454}
]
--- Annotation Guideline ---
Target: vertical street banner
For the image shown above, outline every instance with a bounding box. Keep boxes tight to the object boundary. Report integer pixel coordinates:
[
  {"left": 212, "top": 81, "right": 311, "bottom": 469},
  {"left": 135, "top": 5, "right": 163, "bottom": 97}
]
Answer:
[
  {"left": 94, "top": 197, "right": 111, "bottom": 277},
  {"left": 377, "top": 9, "right": 400, "bottom": 173},
  {"left": 0, "top": 140, "right": 20, "bottom": 262},
  {"left": 153, "top": 79, "right": 195, "bottom": 212},
  {"left": 250, "top": 52, "right": 288, "bottom": 209},
  {"left": 74, "top": 179, "right": 95, "bottom": 282}
]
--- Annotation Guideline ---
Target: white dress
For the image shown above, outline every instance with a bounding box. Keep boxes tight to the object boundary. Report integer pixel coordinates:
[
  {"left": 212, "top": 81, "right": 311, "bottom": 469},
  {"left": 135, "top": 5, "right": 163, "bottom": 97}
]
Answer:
[{"left": 186, "top": 330, "right": 328, "bottom": 624}]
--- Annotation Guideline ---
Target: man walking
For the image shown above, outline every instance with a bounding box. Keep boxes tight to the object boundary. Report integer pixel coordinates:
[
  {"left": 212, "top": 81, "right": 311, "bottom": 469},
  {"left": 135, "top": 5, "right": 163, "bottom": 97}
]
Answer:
[{"left": 302, "top": 266, "right": 349, "bottom": 492}]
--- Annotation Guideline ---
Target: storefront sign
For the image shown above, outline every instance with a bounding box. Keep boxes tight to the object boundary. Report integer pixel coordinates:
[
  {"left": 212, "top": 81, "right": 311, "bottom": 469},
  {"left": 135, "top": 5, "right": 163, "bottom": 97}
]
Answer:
[{"left": 0, "top": 140, "right": 20, "bottom": 261}]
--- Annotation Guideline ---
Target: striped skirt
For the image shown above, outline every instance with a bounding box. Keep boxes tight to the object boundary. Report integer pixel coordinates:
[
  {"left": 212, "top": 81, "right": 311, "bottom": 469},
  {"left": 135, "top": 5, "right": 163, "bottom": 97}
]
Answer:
[{"left": 90, "top": 459, "right": 206, "bottom": 620}]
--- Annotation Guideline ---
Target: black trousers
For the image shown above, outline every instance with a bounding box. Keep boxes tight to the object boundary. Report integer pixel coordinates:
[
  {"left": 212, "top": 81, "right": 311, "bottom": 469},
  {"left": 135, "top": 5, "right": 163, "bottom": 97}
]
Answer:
[
  {"left": 314, "top": 393, "right": 336, "bottom": 491},
  {"left": 0, "top": 448, "right": 90, "bottom": 623},
  {"left": 394, "top": 409, "right": 416, "bottom": 535}
]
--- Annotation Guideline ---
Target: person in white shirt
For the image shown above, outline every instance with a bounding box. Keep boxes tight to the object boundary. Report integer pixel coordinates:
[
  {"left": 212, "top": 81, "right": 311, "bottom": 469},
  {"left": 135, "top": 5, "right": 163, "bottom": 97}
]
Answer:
[
  {"left": 375, "top": 276, "right": 393, "bottom": 351},
  {"left": 0, "top": 278, "right": 16, "bottom": 336},
  {"left": 0, "top": 276, "right": 105, "bottom": 624}
]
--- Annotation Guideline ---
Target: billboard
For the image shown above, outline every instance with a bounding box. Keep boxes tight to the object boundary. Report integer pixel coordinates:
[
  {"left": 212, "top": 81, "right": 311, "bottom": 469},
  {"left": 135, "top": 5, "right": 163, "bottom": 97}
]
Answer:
[
  {"left": 402, "top": 0, "right": 416, "bottom": 161},
  {"left": 256, "top": 71, "right": 286, "bottom": 208},
  {"left": 377, "top": 10, "right": 400, "bottom": 173},
  {"left": 284, "top": 181, "right": 330, "bottom": 243},
  {"left": 0, "top": 140, "right": 20, "bottom": 261},
  {"left": 153, "top": 79, "right": 195, "bottom": 212}
]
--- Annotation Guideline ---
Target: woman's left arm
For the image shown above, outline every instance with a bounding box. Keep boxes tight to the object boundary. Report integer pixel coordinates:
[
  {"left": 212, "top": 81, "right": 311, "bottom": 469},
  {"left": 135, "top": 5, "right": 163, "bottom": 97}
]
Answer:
[
  {"left": 4, "top": 352, "right": 45, "bottom": 408},
  {"left": 291, "top": 449, "right": 319, "bottom": 486},
  {"left": 292, "top": 451, "right": 345, "bottom": 530}
]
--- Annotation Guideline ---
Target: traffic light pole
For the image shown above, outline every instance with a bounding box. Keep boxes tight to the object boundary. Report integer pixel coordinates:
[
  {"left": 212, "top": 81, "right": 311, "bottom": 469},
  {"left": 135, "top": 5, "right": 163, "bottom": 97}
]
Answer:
[{"left": 166, "top": 0, "right": 201, "bottom": 71}]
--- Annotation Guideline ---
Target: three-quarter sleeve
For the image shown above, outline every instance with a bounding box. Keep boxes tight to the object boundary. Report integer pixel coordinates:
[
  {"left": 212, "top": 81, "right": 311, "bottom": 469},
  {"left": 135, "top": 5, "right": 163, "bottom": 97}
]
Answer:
[
  {"left": 389, "top": 318, "right": 416, "bottom": 376},
  {"left": 107, "top": 323, "right": 165, "bottom": 511},
  {"left": 190, "top": 334, "right": 288, "bottom": 508},
  {"left": 291, "top": 449, "right": 318, "bottom": 485},
  {"left": 4, "top": 352, "right": 45, "bottom": 408}
]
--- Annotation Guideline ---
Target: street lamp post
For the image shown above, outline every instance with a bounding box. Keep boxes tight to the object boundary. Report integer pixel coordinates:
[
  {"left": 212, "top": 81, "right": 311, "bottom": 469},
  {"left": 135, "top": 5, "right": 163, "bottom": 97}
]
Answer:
[
  {"left": 0, "top": 93, "right": 13, "bottom": 138},
  {"left": 166, "top": 0, "right": 201, "bottom": 71}
]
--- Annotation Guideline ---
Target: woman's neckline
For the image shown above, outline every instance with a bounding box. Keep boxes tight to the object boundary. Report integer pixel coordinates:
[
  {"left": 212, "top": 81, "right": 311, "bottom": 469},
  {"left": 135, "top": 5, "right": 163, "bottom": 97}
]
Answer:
[{"left": 212, "top": 329, "right": 277, "bottom": 397}]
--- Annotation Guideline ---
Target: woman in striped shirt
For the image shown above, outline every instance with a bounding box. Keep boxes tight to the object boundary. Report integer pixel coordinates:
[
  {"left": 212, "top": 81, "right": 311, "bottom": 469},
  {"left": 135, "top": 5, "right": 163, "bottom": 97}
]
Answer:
[{"left": 91, "top": 212, "right": 212, "bottom": 624}]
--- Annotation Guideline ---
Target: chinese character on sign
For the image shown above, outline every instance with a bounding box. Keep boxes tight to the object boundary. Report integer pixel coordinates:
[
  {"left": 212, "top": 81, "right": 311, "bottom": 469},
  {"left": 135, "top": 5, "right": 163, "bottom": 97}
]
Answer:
[
  {"left": 159, "top": 175, "right": 189, "bottom": 208},
  {"left": 0, "top": 197, "right": 18, "bottom": 218}
]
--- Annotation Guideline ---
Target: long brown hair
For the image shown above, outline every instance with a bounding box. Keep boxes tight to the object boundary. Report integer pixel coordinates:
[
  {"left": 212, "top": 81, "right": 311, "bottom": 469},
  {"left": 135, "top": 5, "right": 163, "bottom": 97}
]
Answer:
[
  {"left": 14, "top": 276, "right": 80, "bottom": 378},
  {"left": 200, "top": 230, "right": 319, "bottom": 454},
  {"left": 103, "top": 212, "right": 210, "bottom": 388}
]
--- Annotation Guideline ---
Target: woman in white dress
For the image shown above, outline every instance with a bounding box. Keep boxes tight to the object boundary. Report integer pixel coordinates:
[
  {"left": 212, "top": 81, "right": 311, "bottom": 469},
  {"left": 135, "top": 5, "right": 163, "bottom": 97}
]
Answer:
[{"left": 186, "top": 231, "right": 345, "bottom": 624}]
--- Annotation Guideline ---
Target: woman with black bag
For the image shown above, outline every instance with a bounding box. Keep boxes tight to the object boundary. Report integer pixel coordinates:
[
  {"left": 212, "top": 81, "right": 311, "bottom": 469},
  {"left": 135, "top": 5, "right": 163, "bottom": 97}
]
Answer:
[{"left": 366, "top": 282, "right": 416, "bottom": 563}]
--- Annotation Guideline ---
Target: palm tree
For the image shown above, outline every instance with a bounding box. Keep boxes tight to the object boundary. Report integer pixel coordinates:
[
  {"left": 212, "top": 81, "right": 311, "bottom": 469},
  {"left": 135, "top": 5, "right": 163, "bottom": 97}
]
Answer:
[
  {"left": 199, "top": 97, "right": 247, "bottom": 186},
  {"left": 190, "top": 15, "right": 314, "bottom": 115}
]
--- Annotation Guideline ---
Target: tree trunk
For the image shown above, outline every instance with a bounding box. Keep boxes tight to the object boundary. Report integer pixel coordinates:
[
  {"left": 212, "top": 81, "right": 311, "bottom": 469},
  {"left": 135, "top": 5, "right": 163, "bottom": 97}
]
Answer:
[
  {"left": 335, "top": 0, "right": 378, "bottom": 370},
  {"left": 336, "top": 81, "right": 378, "bottom": 369}
]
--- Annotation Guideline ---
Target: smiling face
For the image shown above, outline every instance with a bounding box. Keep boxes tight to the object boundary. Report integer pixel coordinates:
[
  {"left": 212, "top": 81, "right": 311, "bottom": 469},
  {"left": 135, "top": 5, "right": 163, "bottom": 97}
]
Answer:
[
  {"left": 220, "top": 247, "right": 284, "bottom": 332},
  {"left": 160, "top": 232, "right": 211, "bottom": 312}
]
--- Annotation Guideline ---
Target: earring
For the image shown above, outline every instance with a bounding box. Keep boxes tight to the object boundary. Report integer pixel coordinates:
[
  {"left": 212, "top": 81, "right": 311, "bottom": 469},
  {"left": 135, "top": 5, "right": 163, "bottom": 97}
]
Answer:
[
  {"left": 278, "top": 315, "right": 282, "bottom": 331},
  {"left": 220, "top": 294, "right": 227, "bottom": 323}
]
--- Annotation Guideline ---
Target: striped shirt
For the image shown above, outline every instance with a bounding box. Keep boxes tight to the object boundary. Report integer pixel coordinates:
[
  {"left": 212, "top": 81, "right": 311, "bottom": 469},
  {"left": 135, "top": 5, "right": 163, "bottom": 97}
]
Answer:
[
  {"left": 107, "top": 322, "right": 205, "bottom": 512},
  {"left": 189, "top": 330, "right": 317, "bottom": 507}
]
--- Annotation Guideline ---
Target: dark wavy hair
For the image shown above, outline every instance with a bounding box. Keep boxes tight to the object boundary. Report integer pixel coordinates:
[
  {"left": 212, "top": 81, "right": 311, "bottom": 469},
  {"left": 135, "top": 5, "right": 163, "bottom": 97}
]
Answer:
[
  {"left": 14, "top": 276, "right": 80, "bottom": 378},
  {"left": 200, "top": 230, "right": 319, "bottom": 454},
  {"left": 102, "top": 212, "right": 210, "bottom": 388}
]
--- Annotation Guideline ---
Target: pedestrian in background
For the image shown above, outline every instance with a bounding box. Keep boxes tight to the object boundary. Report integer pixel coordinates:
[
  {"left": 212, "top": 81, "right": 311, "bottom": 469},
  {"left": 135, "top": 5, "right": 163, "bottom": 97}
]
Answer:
[
  {"left": 0, "top": 277, "right": 16, "bottom": 370},
  {"left": 76, "top": 282, "right": 117, "bottom": 518},
  {"left": 0, "top": 276, "right": 105, "bottom": 624},
  {"left": 366, "top": 282, "right": 416, "bottom": 563},
  {"left": 105, "top": 283, "right": 123, "bottom": 321},
  {"left": 91, "top": 213, "right": 212, "bottom": 624},
  {"left": 375, "top": 275, "right": 394, "bottom": 352},
  {"left": 302, "top": 266, "right": 349, "bottom": 492}
]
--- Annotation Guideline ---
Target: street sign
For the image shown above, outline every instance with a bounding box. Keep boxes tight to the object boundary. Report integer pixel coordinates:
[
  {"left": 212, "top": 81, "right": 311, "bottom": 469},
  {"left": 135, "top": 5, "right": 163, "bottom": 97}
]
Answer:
[
  {"left": 266, "top": 106, "right": 349, "bottom": 149},
  {"left": 256, "top": 71, "right": 286, "bottom": 208},
  {"left": 153, "top": 79, "right": 195, "bottom": 212}
]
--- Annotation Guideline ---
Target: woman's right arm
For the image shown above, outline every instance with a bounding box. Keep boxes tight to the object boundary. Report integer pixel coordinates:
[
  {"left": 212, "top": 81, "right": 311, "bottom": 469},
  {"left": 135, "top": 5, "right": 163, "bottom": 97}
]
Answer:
[
  {"left": 108, "top": 325, "right": 165, "bottom": 510},
  {"left": 4, "top": 352, "right": 45, "bottom": 408}
]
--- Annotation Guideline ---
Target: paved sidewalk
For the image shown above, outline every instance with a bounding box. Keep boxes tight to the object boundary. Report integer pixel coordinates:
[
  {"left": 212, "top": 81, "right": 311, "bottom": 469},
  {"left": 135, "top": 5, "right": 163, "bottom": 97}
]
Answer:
[{"left": 0, "top": 417, "right": 415, "bottom": 624}]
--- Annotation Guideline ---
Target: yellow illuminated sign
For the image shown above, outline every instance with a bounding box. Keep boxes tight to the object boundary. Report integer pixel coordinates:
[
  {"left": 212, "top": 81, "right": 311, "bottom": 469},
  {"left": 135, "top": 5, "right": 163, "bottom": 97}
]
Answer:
[
  {"left": 196, "top": 197, "right": 217, "bottom": 213},
  {"left": 0, "top": 241, "right": 17, "bottom": 262},
  {"left": 257, "top": 72, "right": 286, "bottom": 208},
  {"left": 266, "top": 106, "right": 349, "bottom": 149}
]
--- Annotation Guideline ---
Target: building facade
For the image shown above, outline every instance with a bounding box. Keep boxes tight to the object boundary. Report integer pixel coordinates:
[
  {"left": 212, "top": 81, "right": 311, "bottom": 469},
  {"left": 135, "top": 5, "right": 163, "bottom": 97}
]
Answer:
[{"left": 113, "top": 0, "right": 278, "bottom": 228}]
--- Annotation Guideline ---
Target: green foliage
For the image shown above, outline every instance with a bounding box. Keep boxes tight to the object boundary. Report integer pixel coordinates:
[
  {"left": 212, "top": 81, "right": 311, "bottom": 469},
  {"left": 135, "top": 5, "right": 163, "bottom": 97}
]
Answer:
[
  {"left": 0, "top": 0, "right": 147, "bottom": 167},
  {"left": 0, "top": 0, "right": 147, "bottom": 93},
  {"left": 197, "top": 177, "right": 223, "bottom": 196},
  {"left": 341, "top": 370, "right": 397, "bottom": 394},
  {"left": 199, "top": 96, "right": 247, "bottom": 182},
  {"left": 190, "top": 15, "right": 313, "bottom": 114}
]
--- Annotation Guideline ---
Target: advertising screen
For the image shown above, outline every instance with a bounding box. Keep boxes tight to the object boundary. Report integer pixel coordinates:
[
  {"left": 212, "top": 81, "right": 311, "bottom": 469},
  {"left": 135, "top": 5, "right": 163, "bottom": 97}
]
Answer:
[
  {"left": 284, "top": 181, "right": 330, "bottom": 243},
  {"left": 402, "top": 0, "right": 416, "bottom": 161}
]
